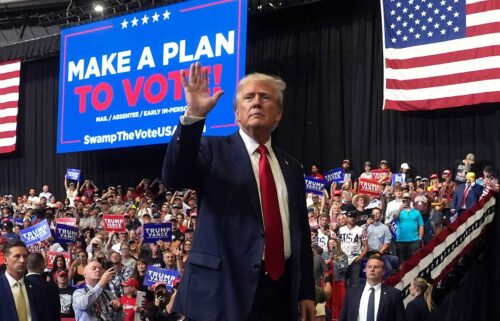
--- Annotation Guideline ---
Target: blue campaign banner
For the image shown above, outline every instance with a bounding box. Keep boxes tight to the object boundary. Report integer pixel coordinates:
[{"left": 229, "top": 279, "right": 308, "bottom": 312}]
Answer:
[
  {"left": 66, "top": 168, "right": 81, "bottom": 181},
  {"left": 144, "top": 265, "right": 180, "bottom": 291},
  {"left": 57, "top": 0, "right": 248, "bottom": 153},
  {"left": 143, "top": 223, "right": 172, "bottom": 243},
  {"left": 55, "top": 223, "right": 80, "bottom": 244},
  {"left": 19, "top": 220, "right": 51, "bottom": 246},
  {"left": 324, "top": 167, "right": 345, "bottom": 183},
  {"left": 304, "top": 176, "right": 327, "bottom": 195},
  {"left": 392, "top": 173, "right": 404, "bottom": 186}
]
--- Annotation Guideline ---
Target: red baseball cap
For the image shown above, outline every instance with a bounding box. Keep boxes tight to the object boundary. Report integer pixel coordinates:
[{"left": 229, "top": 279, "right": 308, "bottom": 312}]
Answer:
[{"left": 121, "top": 278, "right": 139, "bottom": 289}]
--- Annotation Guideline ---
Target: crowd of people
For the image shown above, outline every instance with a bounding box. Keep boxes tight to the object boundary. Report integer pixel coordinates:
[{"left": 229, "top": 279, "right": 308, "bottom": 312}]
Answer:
[{"left": 0, "top": 152, "right": 496, "bottom": 321}]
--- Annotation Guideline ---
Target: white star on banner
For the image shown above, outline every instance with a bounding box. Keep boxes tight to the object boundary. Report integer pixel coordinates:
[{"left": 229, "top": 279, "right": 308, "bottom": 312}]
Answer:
[
  {"left": 152, "top": 12, "right": 160, "bottom": 22},
  {"left": 131, "top": 17, "right": 139, "bottom": 27},
  {"left": 163, "top": 9, "right": 171, "bottom": 20},
  {"left": 141, "top": 14, "right": 149, "bottom": 24},
  {"left": 121, "top": 19, "right": 128, "bottom": 29}
]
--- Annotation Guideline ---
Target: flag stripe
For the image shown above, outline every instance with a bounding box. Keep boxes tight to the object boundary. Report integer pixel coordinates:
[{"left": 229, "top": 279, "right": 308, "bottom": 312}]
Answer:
[
  {"left": 466, "top": 9, "right": 500, "bottom": 27},
  {"left": 0, "top": 144, "right": 16, "bottom": 154},
  {"left": 0, "top": 92, "right": 19, "bottom": 104},
  {"left": 0, "top": 108, "right": 18, "bottom": 118},
  {"left": 0, "top": 122, "right": 17, "bottom": 132},
  {"left": 386, "top": 44, "right": 500, "bottom": 69},
  {"left": 0, "top": 86, "right": 19, "bottom": 96},
  {"left": 467, "top": 21, "right": 500, "bottom": 37},
  {"left": 0, "top": 60, "right": 20, "bottom": 72},
  {"left": 384, "top": 91, "right": 500, "bottom": 111},
  {"left": 386, "top": 68, "right": 500, "bottom": 90},
  {"left": 0, "top": 77, "right": 20, "bottom": 89},
  {"left": 0, "top": 70, "right": 20, "bottom": 81},
  {"left": 0, "top": 116, "right": 18, "bottom": 125},
  {"left": 0, "top": 59, "right": 20, "bottom": 153},
  {"left": 0, "top": 130, "right": 16, "bottom": 139},
  {"left": 386, "top": 55, "right": 500, "bottom": 80},
  {"left": 385, "top": 33, "right": 500, "bottom": 60},
  {"left": 385, "top": 79, "right": 500, "bottom": 101},
  {"left": 466, "top": 0, "right": 500, "bottom": 14},
  {"left": 0, "top": 100, "right": 18, "bottom": 110}
]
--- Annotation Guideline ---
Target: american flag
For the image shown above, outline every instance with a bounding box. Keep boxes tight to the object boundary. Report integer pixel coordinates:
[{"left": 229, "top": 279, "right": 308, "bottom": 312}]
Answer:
[
  {"left": 381, "top": 0, "right": 500, "bottom": 111},
  {"left": 0, "top": 59, "right": 20, "bottom": 153}
]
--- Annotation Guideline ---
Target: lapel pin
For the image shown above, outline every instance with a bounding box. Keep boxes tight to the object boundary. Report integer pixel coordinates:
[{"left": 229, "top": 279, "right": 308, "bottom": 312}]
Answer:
[{"left": 284, "top": 159, "right": 289, "bottom": 166}]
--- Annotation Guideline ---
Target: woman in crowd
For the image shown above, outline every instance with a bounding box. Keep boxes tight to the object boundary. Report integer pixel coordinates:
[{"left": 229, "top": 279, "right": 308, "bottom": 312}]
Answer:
[
  {"left": 64, "top": 176, "right": 80, "bottom": 207},
  {"left": 406, "top": 277, "right": 436, "bottom": 321},
  {"left": 180, "top": 239, "right": 192, "bottom": 267},
  {"left": 146, "top": 281, "right": 179, "bottom": 321},
  {"left": 324, "top": 238, "right": 348, "bottom": 321},
  {"left": 50, "top": 254, "right": 68, "bottom": 282},
  {"left": 308, "top": 207, "right": 320, "bottom": 230},
  {"left": 69, "top": 250, "right": 88, "bottom": 286},
  {"left": 133, "top": 258, "right": 150, "bottom": 293}
]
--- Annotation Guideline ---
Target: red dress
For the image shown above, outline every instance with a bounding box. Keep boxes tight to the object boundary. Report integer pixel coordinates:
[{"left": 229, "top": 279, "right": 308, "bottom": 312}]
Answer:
[{"left": 326, "top": 263, "right": 346, "bottom": 321}]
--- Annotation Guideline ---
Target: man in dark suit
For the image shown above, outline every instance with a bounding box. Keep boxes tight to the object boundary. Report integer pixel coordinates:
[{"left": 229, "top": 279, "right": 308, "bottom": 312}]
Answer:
[
  {"left": 25, "top": 252, "right": 61, "bottom": 321},
  {"left": 0, "top": 241, "right": 45, "bottom": 321},
  {"left": 163, "top": 62, "right": 315, "bottom": 321},
  {"left": 340, "top": 256, "right": 406, "bottom": 321},
  {"left": 451, "top": 172, "right": 483, "bottom": 217}
]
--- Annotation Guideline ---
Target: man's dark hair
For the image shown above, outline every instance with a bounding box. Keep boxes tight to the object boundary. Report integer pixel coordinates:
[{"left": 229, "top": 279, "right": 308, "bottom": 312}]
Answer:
[
  {"left": 3, "top": 240, "right": 27, "bottom": 256},
  {"left": 27, "top": 252, "right": 45, "bottom": 272},
  {"left": 368, "top": 254, "right": 385, "bottom": 267}
]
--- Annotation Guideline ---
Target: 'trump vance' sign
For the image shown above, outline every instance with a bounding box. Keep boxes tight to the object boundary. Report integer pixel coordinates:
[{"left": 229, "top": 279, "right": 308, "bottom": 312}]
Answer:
[{"left": 57, "top": 0, "right": 248, "bottom": 153}]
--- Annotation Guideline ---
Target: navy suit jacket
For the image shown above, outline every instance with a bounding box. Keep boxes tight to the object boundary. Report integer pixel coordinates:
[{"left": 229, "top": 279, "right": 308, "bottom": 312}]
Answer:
[
  {"left": 25, "top": 273, "right": 61, "bottom": 321},
  {"left": 339, "top": 284, "right": 407, "bottom": 321},
  {"left": 0, "top": 273, "right": 45, "bottom": 321},
  {"left": 451, "top": 183, "right": 483, "bottom": 211},
  {"left": 162, "top": 120, "right": 315, "bottom": 321}
]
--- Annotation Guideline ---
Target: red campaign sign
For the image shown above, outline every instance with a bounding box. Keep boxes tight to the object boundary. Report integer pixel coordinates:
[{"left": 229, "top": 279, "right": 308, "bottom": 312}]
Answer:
[
  {"left": 47, "top": 251, "right": 71, "bottom": 269},
  {"left": 358, "top": 178, "right": 382, "bottom": 197},
  {"left": 371, "top": 169, "right": 390, "bottom": 180},
  {"left": 56, "top": 218, "right": 77, "bottom": 227},
  {"left": 103, "top": 214, "right": 126, "bottom": 233}
]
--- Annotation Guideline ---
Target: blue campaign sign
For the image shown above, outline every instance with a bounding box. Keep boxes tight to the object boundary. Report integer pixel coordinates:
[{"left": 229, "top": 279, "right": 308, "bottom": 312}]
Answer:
[
  {"left": 57, "top": 0, "right": 248, "bottom": 153},
  {"left": 143, "top": 223, "right": 172, "bottom": 243},
  {"left": 55, "top": 223, "right": 79, "bottom": 244},
  {"left": 20, "top": 220, "right": 52, "bottom": 246},
  {"left": 324, "top": 167, "right": 345, "bottom": 183},
  {"left": 144, "top": 265, "right": 180, "bottom": 291},
  {"left": 66, "top": 168, "right": 81, "bottom": 181},
  {"left": 392, "top": 173, "right": 404, "bottom": 186},
  {"left": 304, "top": 176, "right": 327, "bottom": 195}
]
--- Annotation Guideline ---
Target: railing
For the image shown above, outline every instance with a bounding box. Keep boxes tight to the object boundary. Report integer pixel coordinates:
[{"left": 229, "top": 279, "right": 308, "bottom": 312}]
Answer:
[{"left": 384, "top": 192, "right": 496, "bottom": 304}]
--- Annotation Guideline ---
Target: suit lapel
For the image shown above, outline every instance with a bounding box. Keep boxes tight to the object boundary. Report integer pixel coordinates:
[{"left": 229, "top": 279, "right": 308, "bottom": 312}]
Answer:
[
  {"left": 227, "top": 132, "right": 263, "bottom": 230},
  {"left": 377, "top": 285, "right": 389, "bottom": 320},
  {"left": 0, "top": 274, "right": 19, "bottom": 321},
  {"left": 273, "top": 147, "right": 297, "bottom": 233},
  {"left": 351, "top": 286, "right": 364, "bottom": 320}
]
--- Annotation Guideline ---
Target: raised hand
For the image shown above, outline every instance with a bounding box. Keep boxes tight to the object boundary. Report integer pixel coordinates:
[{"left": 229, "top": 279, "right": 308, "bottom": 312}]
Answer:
[{"left": 182, "top": 62, "right": 224, "bottom": 117}]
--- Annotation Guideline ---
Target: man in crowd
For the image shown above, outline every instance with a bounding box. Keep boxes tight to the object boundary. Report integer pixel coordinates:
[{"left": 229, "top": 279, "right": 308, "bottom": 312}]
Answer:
[
  {"left": 338, "top": 211, "right": 368, "bottom": 288},
  {"left": 56, "top": 270, "right": 76, "bottom": 319},
  {"left": 0, "top": 241, "right": 46, "bottom": 320},
  {"left": 108, "top": 251, "right": 134, "bottom": 298},
  {"left": 340, "top": 256, "right": 406, "bottom": 321},
  {"left": 163, "top": 62, "right": 315, "bottom": 320},
  {"left": 393, "top": 193, "right": 424, "bottom": 266},
  {"left": 73, "top": 260, "right": 122, "bottom": 321},
  {"left": 385, "top": 186, "right": 403, "bottom": 224},
  {"left": 26, "top": 252, "right": 61, "bottom": 320},
  {"left": 364, "top": 208, "right": 398, "bottom": 275},
  {"left": 451, "top": 172, "right": 483, "bottom": 218}
]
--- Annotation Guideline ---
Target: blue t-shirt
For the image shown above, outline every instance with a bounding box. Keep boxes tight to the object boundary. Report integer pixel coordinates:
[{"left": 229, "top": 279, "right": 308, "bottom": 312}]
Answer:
[{"left": 396, "top": 208, "right": 423, "bottom": 242}]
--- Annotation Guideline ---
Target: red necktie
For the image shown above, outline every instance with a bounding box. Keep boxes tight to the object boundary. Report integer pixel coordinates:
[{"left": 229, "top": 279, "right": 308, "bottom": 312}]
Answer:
[
  {"left": 257, "top": 144, "right": 285, "bottom": 280},
  {"left": 461, "top": 184, "right": 471, "bottom": 209}
]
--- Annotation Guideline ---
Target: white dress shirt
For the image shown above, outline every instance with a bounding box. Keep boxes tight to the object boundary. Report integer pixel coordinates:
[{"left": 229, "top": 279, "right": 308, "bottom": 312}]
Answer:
[
  {"left": 239, "top": 128, "right": 291, "bottom": 259},
  {"left": 5, "top": 271, "right": 32, "bottom": 321},
  {"left": 358, "top": 282, "right": 381, "bottom": 321},
  {"left": 180, "top": 115, "right": 292, "bottom": 259}
]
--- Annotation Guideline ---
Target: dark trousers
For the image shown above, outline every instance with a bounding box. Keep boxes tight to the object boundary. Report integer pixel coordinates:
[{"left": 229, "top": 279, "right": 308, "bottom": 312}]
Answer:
[
  {"left": 246, "top": 261, "right": 292, "bottom": 321},
  {"left": 396, "top": 240, "right": 421, "bottom": 265}
]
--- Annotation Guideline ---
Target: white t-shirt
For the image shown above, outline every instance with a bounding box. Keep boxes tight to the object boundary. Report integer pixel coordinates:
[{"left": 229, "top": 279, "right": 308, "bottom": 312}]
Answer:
[{"left": 338, "top": 225, "right": 365, "bottom": 265}]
